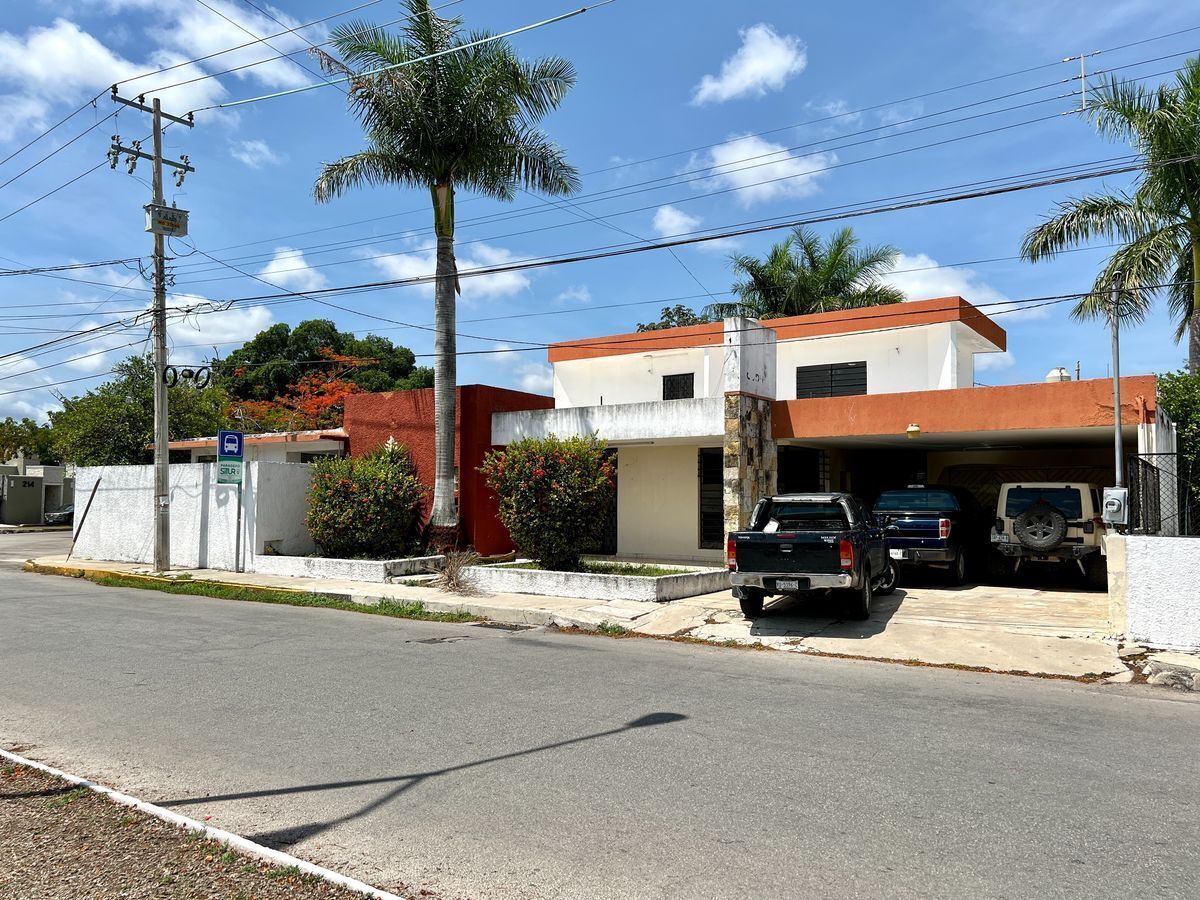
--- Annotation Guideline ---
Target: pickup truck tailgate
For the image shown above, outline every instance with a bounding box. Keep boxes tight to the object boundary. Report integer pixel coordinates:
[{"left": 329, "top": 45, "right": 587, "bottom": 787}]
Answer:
[{"left": 734, "top": 532, "right": 842, "bottom": 574}]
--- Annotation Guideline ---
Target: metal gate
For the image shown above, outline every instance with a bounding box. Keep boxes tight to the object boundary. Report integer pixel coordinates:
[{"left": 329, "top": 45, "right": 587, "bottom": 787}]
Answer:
[{"left": 1127, "top": 452, "right": 1198, "bottom": 536}]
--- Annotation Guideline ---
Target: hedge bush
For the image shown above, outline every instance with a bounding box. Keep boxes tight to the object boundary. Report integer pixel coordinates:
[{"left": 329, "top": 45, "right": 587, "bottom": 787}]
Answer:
[
  {"left": 306, "top": 438, "right": 425, "bottom": 559},
  {"left": 481, "top": 434, "right": 614, "bottom": 571}
]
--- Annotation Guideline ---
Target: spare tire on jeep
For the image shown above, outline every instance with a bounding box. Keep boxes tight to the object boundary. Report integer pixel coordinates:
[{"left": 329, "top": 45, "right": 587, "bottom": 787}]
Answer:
[{"left": 1013, "top": 501, "right": 1068, "bottom": 550}]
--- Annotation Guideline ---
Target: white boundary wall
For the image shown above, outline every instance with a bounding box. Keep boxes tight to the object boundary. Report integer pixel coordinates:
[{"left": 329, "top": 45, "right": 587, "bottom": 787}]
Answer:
[
  {"left": 72, "top": 462, "right": 314, "bottom": 570},
  {"left": 1107, "top": 534, "right": 1200, "bottom": 651}
]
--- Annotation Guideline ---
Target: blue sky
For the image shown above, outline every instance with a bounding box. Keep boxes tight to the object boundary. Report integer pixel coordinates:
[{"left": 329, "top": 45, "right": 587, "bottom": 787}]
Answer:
[{"left": 0, "top": 0, "right": 1196, "bottom": 420}]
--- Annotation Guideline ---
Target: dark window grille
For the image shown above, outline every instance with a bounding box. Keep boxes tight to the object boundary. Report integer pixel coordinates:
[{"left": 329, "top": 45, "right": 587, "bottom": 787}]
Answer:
[
  {"left": 698, "top": 448, "right": 724, "bottom": 549},
  {"left": 796, "top": 361, "right": 867, "bottom": 399},
  {"left": 662, "top": 372, "right": 695, "bottom": 400}
]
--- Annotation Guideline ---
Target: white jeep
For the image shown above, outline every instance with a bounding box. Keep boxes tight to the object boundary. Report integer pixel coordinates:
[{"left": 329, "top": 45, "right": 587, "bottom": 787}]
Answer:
[{"left": 989, "top": 482, "right": 1108, "bottom": 588}]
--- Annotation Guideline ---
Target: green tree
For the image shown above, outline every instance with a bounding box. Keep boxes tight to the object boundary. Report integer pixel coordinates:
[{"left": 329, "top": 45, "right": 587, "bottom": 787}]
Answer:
[
  {"left": 1022, "top": 59, "right": 1200, "bottom": 372},
  {"left": 0, "top": 417, "right": 58, "bottom": 465},
  {"left": 703, "top": 226, "right": 905, "bottom": 320},
  {"left": 636, "top": 304, "right": 715, "bottom": 332},
  {"left": 312, "top": 0, "right": 579, "bottom": 543},
  {"left": 49, "top": 356, "right": 229, "bottom": 465},
  {"left": 219, "top": 319, "right": 432, "bottom": 403},
  {"left": 1157, "top": 368, "right": 1200, "bottom": 488}
]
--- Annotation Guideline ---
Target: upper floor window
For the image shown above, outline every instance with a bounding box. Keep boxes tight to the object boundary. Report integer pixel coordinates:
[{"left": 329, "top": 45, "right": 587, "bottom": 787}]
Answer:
[
  {"left": 662, "top": 372, "right": 695, "bottom": 400},
  {"left": 796, "top": 361, "right": 867, "bottom": 399}
]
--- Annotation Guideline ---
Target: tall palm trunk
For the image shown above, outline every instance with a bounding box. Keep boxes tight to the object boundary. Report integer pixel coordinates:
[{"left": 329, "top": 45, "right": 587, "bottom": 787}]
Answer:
[
  {"left": 1191, "top": 242, "right": 1200, "bottom": 374},
  {"left": 430, "top": 184, "right": 458, "bottom": 539}
]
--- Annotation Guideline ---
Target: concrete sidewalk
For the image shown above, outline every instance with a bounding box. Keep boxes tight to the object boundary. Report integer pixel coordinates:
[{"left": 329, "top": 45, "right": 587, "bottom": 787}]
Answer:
[{"left": 27, "top": 554, "right": 1128, "bottom": 680}]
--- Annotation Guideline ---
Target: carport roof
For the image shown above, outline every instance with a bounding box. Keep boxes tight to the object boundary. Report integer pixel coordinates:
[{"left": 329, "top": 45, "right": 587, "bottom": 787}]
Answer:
[{"left": 773, "top": 376, "right": 1158, "bottom": 445}]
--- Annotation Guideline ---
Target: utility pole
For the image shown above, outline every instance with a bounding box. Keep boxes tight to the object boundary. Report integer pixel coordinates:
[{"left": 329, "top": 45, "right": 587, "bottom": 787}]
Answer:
[
  {"left": 1063, "top": 50, "right": 1099, "bottom": 113},
  {"left": 108, "top": 90, "right": 195, "bottom": 571},
  {"left": 1110, "top": 283, "right": 1124, "bottom": 488}
]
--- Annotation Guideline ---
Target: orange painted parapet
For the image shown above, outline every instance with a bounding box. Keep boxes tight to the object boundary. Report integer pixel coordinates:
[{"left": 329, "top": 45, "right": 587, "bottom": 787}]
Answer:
[
  {"left": 768, "top": 296, "right": 1006, "bottom": 351},
  {"left": 772, "top": 376, "right": 1157, "bottom": 440},
  {"left": 547, "top": 295, "right": 1006, "bottom": 363},
  {"left": 548, "top": 320, "right": 724, "bottom": 363}
]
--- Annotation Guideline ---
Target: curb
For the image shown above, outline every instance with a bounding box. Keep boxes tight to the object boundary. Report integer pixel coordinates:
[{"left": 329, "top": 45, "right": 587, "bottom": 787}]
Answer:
[
  {"left": 0, "top": 526, "right": 72, "bottom": 535},
  {"left": 23, "top": 561, "right": 316, "bottom": 597},
  {"left": 0, "top": 747, "right": 404, "bottom": 900}
]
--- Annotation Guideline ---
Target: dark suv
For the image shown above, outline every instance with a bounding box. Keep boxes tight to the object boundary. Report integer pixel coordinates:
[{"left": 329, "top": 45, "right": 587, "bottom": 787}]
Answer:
[{"left": 872, "top": 486, "right": 988, "bottom": 585}]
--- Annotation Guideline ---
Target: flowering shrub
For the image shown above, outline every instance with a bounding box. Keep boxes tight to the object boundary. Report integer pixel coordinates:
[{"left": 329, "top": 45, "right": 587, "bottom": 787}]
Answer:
[
  {"left": 480, "top": 434, "right": 614, "bottom": 571},
  {"left": 306, "top": 438, "right": 425, "bottom": 559}
]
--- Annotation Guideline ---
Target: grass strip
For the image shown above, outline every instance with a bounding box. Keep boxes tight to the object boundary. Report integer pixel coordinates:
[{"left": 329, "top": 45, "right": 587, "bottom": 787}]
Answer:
[{"left": 87, "top": 572, "right": 478, "bottom": 623}]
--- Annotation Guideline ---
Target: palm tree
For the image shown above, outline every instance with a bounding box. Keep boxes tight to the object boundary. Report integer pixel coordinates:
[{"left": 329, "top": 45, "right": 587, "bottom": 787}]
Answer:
[
  {"left": 1022, "top": 59, "right": 1200, "bottom": 372},
  {"left": 704, "top": 226, "right": 905, "bottom": 320},
  {"left": 312, "top": 1, "right": 579, "bottom": 544}
]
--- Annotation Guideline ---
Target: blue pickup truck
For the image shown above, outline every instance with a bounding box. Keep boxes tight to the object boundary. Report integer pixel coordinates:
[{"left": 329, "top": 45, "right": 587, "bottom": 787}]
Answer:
[
  {"left": 728, "top": 493, "right": 897, "bottom": 620},
  {"left": 872, "top": 486, "right": 988, "bottom": 585}
]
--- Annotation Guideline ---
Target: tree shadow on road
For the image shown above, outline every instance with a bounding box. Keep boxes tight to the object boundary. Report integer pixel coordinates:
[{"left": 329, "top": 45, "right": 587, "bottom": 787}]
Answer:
[{"left": 159, "top": 711, "right": 688, "bottom": 849}]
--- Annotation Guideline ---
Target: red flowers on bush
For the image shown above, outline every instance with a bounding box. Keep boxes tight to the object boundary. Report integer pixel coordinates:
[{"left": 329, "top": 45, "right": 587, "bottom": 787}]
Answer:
[
  {"left": 480, "top": 434, "right": 613, "bottom": 571},
  {"left": 306, "top": 437, "right": 425, "bottom": 559}
]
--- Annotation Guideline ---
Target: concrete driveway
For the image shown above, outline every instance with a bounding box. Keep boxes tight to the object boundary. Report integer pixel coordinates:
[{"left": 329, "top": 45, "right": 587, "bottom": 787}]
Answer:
[{"left": 663, "top": 580, "right": 1120, "bottom": 677}]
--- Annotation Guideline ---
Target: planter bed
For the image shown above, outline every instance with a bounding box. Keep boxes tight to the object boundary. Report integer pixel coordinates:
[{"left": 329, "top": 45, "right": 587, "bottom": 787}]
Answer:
[
  {"left": 465, "top": 562, "right": 729, "bottom": 603},
  {"left": 249, "top": 554, "right": 443, "bottom": 583}
]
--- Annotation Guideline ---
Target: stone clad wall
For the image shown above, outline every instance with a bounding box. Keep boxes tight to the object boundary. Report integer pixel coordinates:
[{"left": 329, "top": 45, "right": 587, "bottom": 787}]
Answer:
[{"left": 723, "top": 393, "right": 777, "bottom": 538}]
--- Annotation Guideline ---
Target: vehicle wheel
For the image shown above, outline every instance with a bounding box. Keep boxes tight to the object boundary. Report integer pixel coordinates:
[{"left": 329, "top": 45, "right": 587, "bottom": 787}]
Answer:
[
  {"left": 1013, "top": 502, "right": 1068, "bottom": 551},
  {"left": 737, "top": 588, "right": 765, "bottom": 618},
  {"left": 875, "top": 562, "right": 897, "bottom": 596},
  {"left": 947, "top": 550, "right": 967, "bottom": 586},
  {"left": 846, "top": 569, "right": 873, "bottom": 620},
  {"left": 1085, "top": 555, "right": 1108, "bottom": 590}
]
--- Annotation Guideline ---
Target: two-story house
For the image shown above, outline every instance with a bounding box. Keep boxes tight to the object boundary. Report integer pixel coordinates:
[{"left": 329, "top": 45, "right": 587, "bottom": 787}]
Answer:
[{"left": 489, "top": 296, "right": 1177, "bottom": 562}]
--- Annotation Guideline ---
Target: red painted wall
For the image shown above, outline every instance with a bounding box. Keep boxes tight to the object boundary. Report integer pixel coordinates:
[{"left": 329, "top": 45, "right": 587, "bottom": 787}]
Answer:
[{"left": 343, "top": 385, "right": 553, "bottom": 555}]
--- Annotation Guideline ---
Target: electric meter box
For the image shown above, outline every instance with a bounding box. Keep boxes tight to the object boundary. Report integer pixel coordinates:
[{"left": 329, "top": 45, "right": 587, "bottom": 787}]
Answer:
[{"left": 1102, "top": 487, "right": 1128, "bottom": 526}]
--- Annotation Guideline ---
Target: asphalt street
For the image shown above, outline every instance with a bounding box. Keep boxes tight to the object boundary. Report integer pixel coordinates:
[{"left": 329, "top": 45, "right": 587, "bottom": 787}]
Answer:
[{"left": 2, "top": 533, "right": 1198, "bottom": 899}]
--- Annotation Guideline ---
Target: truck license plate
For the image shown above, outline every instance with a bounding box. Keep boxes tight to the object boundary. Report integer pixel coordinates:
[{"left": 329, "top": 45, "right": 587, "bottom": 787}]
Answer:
[
  {"left": 776, "top": 579, "right": 800, "bottom": 591},
  {"left": 889, "top": 549, "right": 906, "bottom": 560}
]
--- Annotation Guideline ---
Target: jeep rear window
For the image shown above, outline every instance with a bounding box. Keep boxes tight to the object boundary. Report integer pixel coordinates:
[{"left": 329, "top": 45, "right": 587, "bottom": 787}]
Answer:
[
  {"left": 874, "top": 489, "right": 960, "bottom": 511},
  {"left": 1004, "top": 488, "right": 1083, "bottom": 519},
  {"left": 763, "top": 501, "right": 849, "bottom": 531}
]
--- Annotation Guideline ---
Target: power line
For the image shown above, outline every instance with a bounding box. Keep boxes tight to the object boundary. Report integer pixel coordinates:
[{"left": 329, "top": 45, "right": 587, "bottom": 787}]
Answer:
[
  {"left": 174, "top": 56, "right": 1189, "bottom": 282},
  {"left": 111, "top": 0, "right": 392, "bottom": 89},
  {"left": 187, "top": 1, "right": 616, "bottom": 114},
  {"left": 0, "top": 160, "right": 109, "bottom": 225},
  {"left": 0, "top": 93, "right": 106, "bottom": 170},
  {"left": 0, "top": 109, "right": 120, "bottom": 193},
  {"left": 192, "top": 29, "right": 1200, "bottom": 256}
]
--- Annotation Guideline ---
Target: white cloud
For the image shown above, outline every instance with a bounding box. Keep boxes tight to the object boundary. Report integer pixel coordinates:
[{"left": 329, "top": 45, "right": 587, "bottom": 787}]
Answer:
[
  {"left": 0, "top": 18, "right": 229, "bottom": 124},
  {"left": 367, "top": 239, "right": 531, "bottom": 303},
  {"left": 976, "top": 351, "right": 1016, "bottom": 372},
  {"left": 693, "top": 134, "right": 835, "bottom": 207},
  {"left": 888, "top": 252, "right": 1048, "bottom": 322},
  {"left": 230, "top": 138, "right": 281, "bottom": 168},
  {"left": 692, "top": 23, "right": 806, "bottom": 105},
  {"left": 555, "top": 285, "right": 591, "bottom": 305},
  {"left": 487, "top": 343, "right": 551, "bottom": 394},
  {"left": 652, "top": 204, "right": 701, "bottom": 237},
  {"left": 514, "top": 362, "right": 552, "bottom": 393},
  {"left": 167, "top": 294, "right": 274, "bottom": 348},
  {"left": 259, "top": 247, "right": 328, "bottom": 292},
  {"left": 877, "top": 100, "right": 924, "bottom": 131},
  {"left": 806, "top": 98, "right": 862, "bottom": 134},
  {"left": 0, "top": 3, "right": 317, "bottom": 143},
  {"left": 651, "top": 204, "right": 738, "bottom": 253}
]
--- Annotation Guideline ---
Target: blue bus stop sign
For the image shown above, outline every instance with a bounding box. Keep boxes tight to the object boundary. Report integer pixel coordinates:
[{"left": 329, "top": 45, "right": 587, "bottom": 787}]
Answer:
[{"left": 217, "top": 430, "right": 243, "bottom": 460}]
